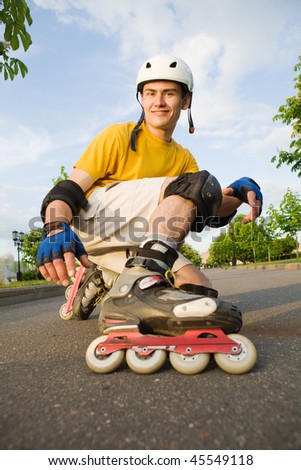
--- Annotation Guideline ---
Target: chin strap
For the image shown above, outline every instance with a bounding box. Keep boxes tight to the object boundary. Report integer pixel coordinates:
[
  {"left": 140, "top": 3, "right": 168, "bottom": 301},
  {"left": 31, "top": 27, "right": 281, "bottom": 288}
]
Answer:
[
  {"left": 130, "top": 110, "right": 145, "bottom": 151},
  {"left": 188, "top": 107, "right": 195, "bottom": 134},
  {"left": 188, "top": 92, "right": 195, "bottom": 134}
]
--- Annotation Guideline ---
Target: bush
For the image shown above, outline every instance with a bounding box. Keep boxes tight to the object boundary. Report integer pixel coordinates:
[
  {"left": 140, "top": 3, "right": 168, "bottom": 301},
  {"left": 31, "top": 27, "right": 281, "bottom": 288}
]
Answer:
[{"left": 22, "top": 270, "right": 43, "bottom": 281}]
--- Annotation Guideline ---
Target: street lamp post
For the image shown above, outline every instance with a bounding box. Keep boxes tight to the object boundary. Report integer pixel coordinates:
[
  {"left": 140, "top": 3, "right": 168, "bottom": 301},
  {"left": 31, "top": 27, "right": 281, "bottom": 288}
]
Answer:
[{"left": 12, "top": 230, "right": 24, "bottom": 281}]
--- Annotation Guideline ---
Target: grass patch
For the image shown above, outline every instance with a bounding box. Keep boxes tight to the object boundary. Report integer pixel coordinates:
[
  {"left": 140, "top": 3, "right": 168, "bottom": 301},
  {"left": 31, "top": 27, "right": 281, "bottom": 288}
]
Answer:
[
  {"left": 252, "top": 258, "right": 299, "bottom": 266},
  {"left": 0, "top": 280, "right": 53, "bottom": 289},
  {"left": 230, "top": 258, "right": 300, "bottom": 268}
]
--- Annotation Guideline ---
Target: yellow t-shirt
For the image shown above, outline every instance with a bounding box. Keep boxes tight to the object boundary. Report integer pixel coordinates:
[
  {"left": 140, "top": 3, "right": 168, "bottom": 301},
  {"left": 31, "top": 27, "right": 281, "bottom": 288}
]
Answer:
[{"left": 74, "top": 121, "right": 199, "bottom": 195}]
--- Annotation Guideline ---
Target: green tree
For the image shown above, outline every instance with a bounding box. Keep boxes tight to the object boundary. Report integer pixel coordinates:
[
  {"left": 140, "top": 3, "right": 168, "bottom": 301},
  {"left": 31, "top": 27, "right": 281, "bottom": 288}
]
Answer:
[
  {"left": 231, "top": 215, "right": 272, "bottom": 264},
  {"left": 0, "top": 0, "right": 32, "bottom": 80},
  {"left": 269, "top": 236, "right": 296, "bottom": 261},
  {"left": 179, "top": 243, "right": 202, "bottom": 267},
  {"left": 207, "top": 215, "right": 273, "bottom": 266},
  {"left": 20, "top": 228, "right": 43, "bottom": 270},
  {"left": 267, "top": 188, "right": 301, "bottom": 258},
  {"left": 271, "top": 55, "right": 301, "bottom": 177},
  {"left": 207, "top": 231, "right": 232, "bottom": 267},
  {"left": 52, "top": 166, "right": 69, "bottom": 185}
]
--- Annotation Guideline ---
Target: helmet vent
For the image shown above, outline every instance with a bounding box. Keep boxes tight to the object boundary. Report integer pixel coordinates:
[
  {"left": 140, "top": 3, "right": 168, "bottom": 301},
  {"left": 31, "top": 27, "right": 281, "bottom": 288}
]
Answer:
[
  {"left": 170, "top": 61, "right": 177, "bottom": 68},
  {"left": 146, "top": 62, "right": 151, "bottom": 68}
]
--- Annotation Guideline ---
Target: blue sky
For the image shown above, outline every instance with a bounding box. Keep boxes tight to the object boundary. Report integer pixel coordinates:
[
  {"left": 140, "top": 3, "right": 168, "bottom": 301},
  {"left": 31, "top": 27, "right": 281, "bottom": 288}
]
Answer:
[{"left": 1, "top": 0, "right": 301, "bottom": 259}]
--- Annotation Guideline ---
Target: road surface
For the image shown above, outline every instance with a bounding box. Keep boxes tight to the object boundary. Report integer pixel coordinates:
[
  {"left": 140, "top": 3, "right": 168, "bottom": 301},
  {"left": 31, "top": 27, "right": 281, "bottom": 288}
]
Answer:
[{"left": 0, "top": 268, "right": 300, "bottom": 450}]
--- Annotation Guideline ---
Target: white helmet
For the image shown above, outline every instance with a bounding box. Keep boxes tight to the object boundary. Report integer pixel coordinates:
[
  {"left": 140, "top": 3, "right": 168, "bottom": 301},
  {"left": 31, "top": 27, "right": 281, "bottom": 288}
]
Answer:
[
  {"left": 131, "top": 54, "right": 195, "bottom": 151},
  {"left": 136, "top": 54, "right": 194, "bottom": 93}
]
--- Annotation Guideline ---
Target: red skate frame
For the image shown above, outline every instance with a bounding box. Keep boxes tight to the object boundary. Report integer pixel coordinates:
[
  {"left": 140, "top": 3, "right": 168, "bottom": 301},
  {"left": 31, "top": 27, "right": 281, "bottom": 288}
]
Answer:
[
  {"left": 95, "top": 329, "right": 242, "bottom": 357},
  {"left": 63, "top": 264, "right": 85, "bottom": 317}
]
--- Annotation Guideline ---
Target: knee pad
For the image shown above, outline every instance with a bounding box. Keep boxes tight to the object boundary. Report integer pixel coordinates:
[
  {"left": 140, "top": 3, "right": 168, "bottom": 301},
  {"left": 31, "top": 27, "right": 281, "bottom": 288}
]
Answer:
[{"left": 163, "top": 171, "right": 222, "bottom": 231}]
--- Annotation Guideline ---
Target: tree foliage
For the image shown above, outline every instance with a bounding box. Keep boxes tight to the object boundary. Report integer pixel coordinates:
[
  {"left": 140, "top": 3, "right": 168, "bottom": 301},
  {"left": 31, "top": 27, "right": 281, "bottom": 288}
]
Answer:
[
  {"left": 207, "top": 201, "right": 300, "bottom": 267},
  {"left": 21, "top": 228, "right": 43, "bottom": 269},
  {"left": 267, "top": 188, "right": 301, "bottom": 258},
  {"left": 267, "top": 188, "right": 301, "bottom": 236},
  {"left": 52, "top": 166, "right": 69, "bottom": 185},
  {"left": 0, "top": 0, "right": 32, "bottom": 80},
  {"left": 180, "top": 243, "right": 202, "bottom": 266},
  {"left": 207, "top": 215, "right": 272, "bottom": 266},
  {"left": 271, "top": 55, "right": 301, "bottom": 177},
  {"left": 268, "top": 236, "right": 296, "bottom": 261}
]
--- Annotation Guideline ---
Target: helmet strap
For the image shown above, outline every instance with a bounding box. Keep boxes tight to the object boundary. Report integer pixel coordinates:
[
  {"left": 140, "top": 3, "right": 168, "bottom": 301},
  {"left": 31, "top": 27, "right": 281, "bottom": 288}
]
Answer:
[
  {"left": 188, "top": 92, "right": 195, "bottom": 134},
  {"left": 188, "top": 108, "right": 195, "bottom": 134},
  {"left": 130, "top": 110, "right": 145, "bottom": 151}
]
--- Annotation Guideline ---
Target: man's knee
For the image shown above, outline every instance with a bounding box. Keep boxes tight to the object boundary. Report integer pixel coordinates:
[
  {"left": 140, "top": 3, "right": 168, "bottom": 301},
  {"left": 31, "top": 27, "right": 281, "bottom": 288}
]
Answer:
[{"left": 163, "top": 171, "right": 222, "bottom": 231}]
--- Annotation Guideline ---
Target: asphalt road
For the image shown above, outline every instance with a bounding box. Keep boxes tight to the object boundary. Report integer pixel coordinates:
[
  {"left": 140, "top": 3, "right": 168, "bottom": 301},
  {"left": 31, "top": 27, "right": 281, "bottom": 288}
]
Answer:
[{"left": 0, "top": 268, "right": 300, "bottom": 450}]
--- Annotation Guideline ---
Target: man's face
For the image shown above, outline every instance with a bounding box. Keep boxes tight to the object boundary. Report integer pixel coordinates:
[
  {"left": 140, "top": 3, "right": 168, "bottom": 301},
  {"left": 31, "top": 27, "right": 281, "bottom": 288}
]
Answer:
[{"left": 140, "top": 81, "right": 190, "bottom": 135}]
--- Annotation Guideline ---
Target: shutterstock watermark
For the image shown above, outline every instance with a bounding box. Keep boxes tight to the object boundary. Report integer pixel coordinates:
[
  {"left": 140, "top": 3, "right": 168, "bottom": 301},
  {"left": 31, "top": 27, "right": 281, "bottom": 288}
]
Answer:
[{"left": 28, "top": 209, "right": 270, "bottom": 246}]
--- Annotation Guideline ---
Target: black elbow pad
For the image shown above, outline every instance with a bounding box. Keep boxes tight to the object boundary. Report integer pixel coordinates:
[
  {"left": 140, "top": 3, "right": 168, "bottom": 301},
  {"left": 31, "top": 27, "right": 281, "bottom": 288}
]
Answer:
[{"left": 40, "top": 180, "right": 88, "bottom": 220}]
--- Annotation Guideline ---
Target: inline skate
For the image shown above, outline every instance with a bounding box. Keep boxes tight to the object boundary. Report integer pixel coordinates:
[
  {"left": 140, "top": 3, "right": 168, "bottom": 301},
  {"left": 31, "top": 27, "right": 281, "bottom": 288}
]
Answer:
[
  {"left": 85, "top": 240, "right": 257, "bottom": 375},
  {"left": 59, "top": 263, "right": 118, "bottom": 321}
]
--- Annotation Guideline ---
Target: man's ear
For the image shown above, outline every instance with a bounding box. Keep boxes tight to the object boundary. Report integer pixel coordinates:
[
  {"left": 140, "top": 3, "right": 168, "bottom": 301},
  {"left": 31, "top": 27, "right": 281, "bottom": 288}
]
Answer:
[{"left": 181, "top": 93, "right": 191, "bottom": 110}]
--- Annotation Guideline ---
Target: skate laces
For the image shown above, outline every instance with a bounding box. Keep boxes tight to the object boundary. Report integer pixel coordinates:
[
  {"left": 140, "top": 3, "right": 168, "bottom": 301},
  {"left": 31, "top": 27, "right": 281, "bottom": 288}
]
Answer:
[
  {"left": 164, "top": 269, "right": 177, "bottom": 288},
  {"left": 82, "top": 279, "right": 107, "bottom": 308},
  {"left": 92, "top": 285, "right": 107, "bottom": 307}
]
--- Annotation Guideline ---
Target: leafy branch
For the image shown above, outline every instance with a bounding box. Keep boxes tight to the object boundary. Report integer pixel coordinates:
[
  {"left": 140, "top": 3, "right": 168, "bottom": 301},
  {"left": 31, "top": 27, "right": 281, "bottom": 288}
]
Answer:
[
  {"left": 0, "top": 0, "right": 32, "bottom": 80},
  {"left": 272, "top": 55, "right": 301, "bottom": 177}
]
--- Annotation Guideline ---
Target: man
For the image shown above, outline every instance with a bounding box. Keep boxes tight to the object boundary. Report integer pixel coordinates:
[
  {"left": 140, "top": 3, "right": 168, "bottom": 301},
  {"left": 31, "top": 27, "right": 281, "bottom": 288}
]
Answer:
[{"left": 37, "top": 55, "right": 262, "bottom": 332}]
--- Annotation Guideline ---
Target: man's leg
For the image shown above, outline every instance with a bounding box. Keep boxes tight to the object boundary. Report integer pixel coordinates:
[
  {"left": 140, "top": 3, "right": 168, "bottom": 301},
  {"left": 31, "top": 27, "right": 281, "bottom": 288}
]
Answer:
[
  {"left": 148, "top": 185, "right": 212, "bottom": 288},
  {"left": 174, "top": 263, "right": 213, "bottom": 288},
  {"left": 71, "top": 178, "right": 166, "bottom": 319},
  {"left": 72, "top": 175, "right": 216, "bottom": 320}
]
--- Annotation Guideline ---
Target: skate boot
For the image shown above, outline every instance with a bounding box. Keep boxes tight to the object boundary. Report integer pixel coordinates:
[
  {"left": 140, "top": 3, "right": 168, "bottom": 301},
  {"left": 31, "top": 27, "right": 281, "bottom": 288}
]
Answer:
[
  {"left": 98, "top": 240, "right": 242, "bottom": 335},
  {"left": 86, "top": 241, "right": 257, "bottom": 375},
  {"left": 73, "top": 263, "right": 118, "bottom": 320}
]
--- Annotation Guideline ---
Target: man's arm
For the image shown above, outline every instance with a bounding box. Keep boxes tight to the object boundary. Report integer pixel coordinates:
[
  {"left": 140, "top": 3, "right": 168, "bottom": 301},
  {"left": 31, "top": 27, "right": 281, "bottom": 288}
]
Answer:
[
  {"left": 38, "top": 168, "right": 95, "bottom": 286},
  {"left": 45, "top": 168, "right": 95, "bottom": 223},
  {"left": 220, "top": 189, "right": 261, "bottom": 224},
  {"left": 218, "top": 177, "right": 263, "bottom": 225}
]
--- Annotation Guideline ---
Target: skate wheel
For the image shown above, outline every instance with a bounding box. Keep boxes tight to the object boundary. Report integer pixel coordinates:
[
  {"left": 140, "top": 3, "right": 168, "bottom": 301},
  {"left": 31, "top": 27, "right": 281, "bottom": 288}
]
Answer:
[
  {"left": 214, "top": 334, "right": 257, "bottom": 374},
  {"left": 59, "top": 303, "right": 74, "bottom": 321},
  {"left": 169, "top": 352, "right": 210, "bottom": 375},
  {"left": 86, "top": 336, "right": 125, "bottom": 374},
  {"left": 64, "top": 284, "right": 74, "bottom": 300},
  {"left": 126, "top": 349, "right": 167, "bottom": 374}
]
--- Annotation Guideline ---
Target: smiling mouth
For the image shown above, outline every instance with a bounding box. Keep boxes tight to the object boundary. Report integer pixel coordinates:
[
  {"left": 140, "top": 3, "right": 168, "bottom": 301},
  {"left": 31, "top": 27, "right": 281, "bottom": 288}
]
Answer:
[{"left": 152, "top": 109, "right": 169, "bottom": 115}]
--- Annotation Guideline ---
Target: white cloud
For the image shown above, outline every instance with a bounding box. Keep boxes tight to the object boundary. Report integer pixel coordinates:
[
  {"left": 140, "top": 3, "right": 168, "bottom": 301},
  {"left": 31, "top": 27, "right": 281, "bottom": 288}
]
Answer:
[
  {"left": 33, "top": 0, "right": 299, "bottom": 65},
  {"left": 236, "top": 125, "right": 293, "bottom": 160},
  {"left": 0, "top": 124, "right": 54, "bottom": 169},
  {"left": 0, "top": 202, "right": 36, "bottom": 246},
  {"left": 36, "top": 1, "right": 299, "bottom": 71},
  {"left": 32, "top": 0, "right": 301, "bottom": 136}
]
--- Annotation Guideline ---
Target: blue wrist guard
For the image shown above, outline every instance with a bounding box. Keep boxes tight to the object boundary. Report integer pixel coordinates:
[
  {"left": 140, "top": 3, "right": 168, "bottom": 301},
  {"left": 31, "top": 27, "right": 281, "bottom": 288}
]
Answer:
[
  {"left": 36, "top": 222, "right": 87, "bottom": 267},
  {"left": 227, "top": 177, "right": 263, "bottom": 215}
]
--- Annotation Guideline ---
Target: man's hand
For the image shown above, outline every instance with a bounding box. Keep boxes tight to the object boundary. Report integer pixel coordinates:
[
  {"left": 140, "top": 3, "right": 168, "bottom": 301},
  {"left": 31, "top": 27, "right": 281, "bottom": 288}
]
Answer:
[
  {"left": 36, "top": 223, "right": 91, "bottom": 286},
  {"left": 224, "top": 177, "right": 263, "bottom": 224}
]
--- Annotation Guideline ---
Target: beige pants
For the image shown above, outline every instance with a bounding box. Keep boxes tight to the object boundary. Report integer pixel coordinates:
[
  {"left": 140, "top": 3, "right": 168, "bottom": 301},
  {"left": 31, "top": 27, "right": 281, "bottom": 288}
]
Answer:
[{"left": 73, "top": 177, "right": 192, "bottom": 274}]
